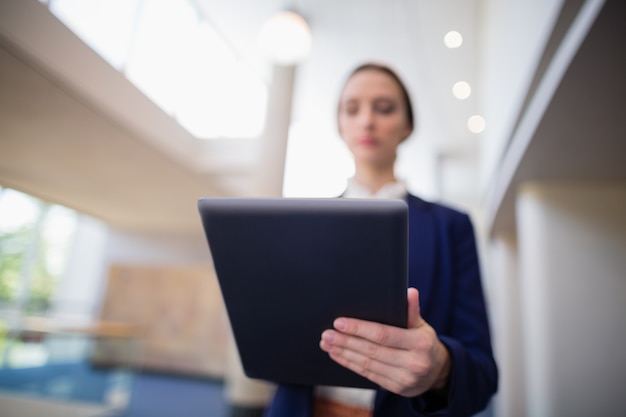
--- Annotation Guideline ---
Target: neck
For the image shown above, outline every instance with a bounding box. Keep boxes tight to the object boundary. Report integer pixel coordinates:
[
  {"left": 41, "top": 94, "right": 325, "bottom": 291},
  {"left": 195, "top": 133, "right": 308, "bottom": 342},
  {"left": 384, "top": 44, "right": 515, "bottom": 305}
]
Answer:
[{"left": 354, "top": 164, "right": 396, "bottom": 194}]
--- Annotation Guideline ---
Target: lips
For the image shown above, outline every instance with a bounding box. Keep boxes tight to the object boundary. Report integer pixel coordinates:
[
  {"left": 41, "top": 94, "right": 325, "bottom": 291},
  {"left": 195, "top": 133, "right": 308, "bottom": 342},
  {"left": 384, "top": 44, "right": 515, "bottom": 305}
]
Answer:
[{"left": 357, "top": 136, "right": 378, "bottom": 146}]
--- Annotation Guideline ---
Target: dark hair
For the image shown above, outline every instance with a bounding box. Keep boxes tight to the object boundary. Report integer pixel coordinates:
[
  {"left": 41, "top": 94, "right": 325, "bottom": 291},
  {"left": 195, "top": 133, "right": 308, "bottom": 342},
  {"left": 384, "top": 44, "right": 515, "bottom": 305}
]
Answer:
[{"left": 339, "top": 63, "right": 415, "bottom": 130}]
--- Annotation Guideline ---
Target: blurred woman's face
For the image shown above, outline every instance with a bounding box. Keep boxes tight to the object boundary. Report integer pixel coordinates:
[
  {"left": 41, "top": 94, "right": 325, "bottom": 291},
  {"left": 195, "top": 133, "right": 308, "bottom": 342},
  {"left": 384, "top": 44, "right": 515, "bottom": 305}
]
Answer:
[{"left": 338, "top": 69, "right": 412, "bottom": 169}]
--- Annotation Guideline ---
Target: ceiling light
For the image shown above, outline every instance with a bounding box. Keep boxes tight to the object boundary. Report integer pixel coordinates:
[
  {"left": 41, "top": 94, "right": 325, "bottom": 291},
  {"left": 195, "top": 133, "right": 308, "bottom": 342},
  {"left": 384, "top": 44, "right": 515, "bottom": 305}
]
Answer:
[
  {"left": 444, "top": 31, "right": 463, "bottom": 48},
  {"left": 258, "top": 11, "right": 312, "bottom": 65},
  {"left": 452, "top": 81, "right": 471, "bottom": 99},
  {"left": 467, "top": 115, "right": 486, "bottom": 133}
]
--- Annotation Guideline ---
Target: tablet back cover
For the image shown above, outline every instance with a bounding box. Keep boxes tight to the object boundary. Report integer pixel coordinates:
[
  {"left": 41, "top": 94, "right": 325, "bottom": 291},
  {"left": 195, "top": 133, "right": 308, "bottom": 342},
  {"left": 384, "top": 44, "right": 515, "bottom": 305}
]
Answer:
[{"left": 198, "top": 198, "right": 408, "bottom": 389}]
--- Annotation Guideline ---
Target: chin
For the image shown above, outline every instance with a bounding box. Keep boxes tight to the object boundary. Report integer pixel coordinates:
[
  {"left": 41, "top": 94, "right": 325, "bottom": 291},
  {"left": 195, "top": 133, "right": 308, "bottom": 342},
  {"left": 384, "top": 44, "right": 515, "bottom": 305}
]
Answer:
[{"left": 357, "top": 157, "right": 391, "bottom": 168}]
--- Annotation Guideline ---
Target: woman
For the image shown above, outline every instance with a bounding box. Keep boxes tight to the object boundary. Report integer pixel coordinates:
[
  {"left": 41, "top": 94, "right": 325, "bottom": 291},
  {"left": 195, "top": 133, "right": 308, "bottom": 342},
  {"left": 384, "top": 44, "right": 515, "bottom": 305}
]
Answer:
[{"left": 265, "top": 63, "right": 497, "bottom": 417}]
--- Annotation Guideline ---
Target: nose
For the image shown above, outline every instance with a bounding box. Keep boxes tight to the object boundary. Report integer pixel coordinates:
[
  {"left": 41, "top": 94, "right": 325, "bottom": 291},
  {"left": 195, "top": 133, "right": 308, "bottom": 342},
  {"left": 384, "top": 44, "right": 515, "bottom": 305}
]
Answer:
[{"left": 357, "top": 107, "right": 374, "bottom": 129}]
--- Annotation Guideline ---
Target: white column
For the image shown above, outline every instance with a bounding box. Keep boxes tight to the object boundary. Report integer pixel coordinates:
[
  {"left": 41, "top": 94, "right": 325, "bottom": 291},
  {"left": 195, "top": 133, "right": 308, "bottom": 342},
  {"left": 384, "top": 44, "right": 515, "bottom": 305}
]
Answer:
[
  {"left": 52, "top": 214, "right": 109, "bottom": 320},
  {"left": 255, "top": 64, "right": 297, "bottom": 197},
  {"left": 489, "top": 233, "right": 526, "bottom": 417},
  {"left": 516, "top": 181, "right": 626, "bottom": 417}
]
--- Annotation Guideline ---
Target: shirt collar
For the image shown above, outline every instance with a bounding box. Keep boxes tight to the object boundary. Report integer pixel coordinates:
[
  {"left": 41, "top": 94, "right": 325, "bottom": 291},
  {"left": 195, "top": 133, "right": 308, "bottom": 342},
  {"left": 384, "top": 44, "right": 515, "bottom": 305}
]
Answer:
[{"left": 343, "top": 178, "right": 408, "bottom": 200}]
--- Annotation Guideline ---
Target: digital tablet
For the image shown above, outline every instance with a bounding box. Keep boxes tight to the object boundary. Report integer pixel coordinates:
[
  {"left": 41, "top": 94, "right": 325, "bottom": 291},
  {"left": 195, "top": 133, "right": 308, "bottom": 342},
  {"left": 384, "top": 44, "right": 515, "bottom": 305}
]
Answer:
[{"left": 197, "top": 197, "right": 408, "bottom": 388}]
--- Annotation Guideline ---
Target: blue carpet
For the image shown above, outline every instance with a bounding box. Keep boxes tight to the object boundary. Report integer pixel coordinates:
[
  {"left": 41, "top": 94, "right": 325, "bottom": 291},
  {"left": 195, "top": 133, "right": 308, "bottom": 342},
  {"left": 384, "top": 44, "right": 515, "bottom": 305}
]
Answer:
[
  {"left": 0, "top": 362, "right": 112, "bottom": 402},
  {"left": 0, "top": 362, "right": 229, "bottom": 417},
  {"left": 123, "top": 371, "right": 228, "bottom": 417}
]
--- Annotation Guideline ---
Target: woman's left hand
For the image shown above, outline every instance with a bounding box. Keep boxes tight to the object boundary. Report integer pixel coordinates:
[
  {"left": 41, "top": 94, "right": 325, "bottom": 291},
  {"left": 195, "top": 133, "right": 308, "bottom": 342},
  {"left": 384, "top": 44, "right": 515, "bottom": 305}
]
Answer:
[{"left": 319, "top": 287, "right": 451, "bottom": 397}]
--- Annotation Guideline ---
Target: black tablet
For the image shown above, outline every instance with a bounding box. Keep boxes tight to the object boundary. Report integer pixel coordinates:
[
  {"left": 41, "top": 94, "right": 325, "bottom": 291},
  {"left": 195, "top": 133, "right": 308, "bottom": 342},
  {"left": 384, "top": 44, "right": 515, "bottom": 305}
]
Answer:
[{"left": 197, "top": 197, "right": 408, "bottom": 388}]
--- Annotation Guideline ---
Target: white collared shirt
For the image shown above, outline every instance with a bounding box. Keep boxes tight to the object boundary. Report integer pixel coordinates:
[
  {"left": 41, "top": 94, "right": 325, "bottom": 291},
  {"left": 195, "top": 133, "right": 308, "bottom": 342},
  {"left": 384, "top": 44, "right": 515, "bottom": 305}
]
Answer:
[{"left": 342, "top": 178, "right": 408, "bottom": 200}]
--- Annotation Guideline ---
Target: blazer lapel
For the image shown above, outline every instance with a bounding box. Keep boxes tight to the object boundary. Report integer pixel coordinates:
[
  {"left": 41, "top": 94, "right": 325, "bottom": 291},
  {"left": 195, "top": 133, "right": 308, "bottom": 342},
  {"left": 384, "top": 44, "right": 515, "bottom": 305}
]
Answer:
[{"left": 406, "top": 194, "right": 437, "bottom": 320}]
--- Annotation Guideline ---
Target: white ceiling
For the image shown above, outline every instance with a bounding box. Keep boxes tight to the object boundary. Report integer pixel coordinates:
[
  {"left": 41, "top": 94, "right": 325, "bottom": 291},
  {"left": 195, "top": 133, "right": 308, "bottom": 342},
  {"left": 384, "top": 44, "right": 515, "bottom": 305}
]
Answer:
[
  {"left": 0, "top": 0, "right": 486, "bottom": 233},
  {"left": 195, "top": 0, "right": 483, "bottom": 154},
  {"left": 3, "top": 0, "right": 622, "bottom": 236}
]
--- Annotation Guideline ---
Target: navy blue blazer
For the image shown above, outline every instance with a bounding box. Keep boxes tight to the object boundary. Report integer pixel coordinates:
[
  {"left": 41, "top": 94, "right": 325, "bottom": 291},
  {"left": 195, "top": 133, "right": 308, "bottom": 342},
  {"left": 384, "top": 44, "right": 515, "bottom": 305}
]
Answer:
[{"left": 265, "top": 194, "right": 498, "bottom": 417}]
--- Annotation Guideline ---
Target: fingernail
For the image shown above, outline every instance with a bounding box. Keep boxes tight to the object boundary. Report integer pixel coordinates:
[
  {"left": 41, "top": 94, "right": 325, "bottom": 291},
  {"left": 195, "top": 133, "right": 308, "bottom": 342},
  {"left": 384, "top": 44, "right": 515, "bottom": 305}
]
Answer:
[
  {"left": 334, "top": 318, "right": 346, "bottom": 331},
  {"left": 322, "top": 330, "right": 335, "bottom": 343}
]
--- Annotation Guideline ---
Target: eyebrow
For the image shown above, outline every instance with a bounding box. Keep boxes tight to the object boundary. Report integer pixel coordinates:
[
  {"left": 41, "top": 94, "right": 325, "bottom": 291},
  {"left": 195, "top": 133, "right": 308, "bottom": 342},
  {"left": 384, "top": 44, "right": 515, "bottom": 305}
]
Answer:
[{"left": 342, "top": 96, "right": 398, "bottom": 105}]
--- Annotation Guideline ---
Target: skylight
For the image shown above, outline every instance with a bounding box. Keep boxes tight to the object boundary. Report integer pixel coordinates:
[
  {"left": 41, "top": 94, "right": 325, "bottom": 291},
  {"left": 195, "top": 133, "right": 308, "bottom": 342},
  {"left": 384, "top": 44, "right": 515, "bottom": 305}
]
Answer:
[{"left": 47, "top": 0, "right": 267, "bottom": 140}]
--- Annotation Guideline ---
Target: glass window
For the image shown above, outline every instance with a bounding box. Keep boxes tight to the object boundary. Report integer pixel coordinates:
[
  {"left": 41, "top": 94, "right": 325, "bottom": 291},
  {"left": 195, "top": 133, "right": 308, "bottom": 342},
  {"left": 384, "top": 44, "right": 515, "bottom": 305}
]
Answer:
[
  {"left": 124, "top": 0, "right": 197, "bottom": 114},
  {"left": 0, "top": 189, "right": 77, "bottom": 313},
  {"left": 174, "top": 22, "right": 267, "bottom": 138},
  {"left": 49, "top": 0, "right": 140, "bottom": 70},
  {"left": 49, "top": 0, "right": 267, "bottom": 139}
]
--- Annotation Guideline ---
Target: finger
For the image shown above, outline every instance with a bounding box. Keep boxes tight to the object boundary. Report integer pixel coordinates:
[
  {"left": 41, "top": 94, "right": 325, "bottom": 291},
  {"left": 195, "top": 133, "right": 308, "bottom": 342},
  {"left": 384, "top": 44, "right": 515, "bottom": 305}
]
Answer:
[
  {"left": 326, "top": 344, "right": 393, "bottom": 380},
  {"left": 332, "top": 317, "right": 414, "bottom": 350},
  {"left": 407, "top": 287, "right": 425, "bottom": 329},
  {"left": 320, "top": 329, "right": 409, "bottom": 368},
  {"left": 324, "top": 344, "right": 418, "bottom": 396}
]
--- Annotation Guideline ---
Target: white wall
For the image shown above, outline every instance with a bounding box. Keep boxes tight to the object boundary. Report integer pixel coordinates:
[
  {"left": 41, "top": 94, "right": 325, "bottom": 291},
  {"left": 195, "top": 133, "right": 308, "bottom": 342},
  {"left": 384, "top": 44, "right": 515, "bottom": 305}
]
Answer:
[
  {"left": 104, "top": 229, "right": 209, "bottom": 266},
  {"left": 53, "top": 220, "right": 213, "bottom": 320},
  {"left": 479, "top": 0, "right": 563, "bottom": 191},
  {"left": 516, "top": 181, "right": 626, "bottom": 417},
  {"left": 97, "top": 227, "right": 212, "bottom": 315}
]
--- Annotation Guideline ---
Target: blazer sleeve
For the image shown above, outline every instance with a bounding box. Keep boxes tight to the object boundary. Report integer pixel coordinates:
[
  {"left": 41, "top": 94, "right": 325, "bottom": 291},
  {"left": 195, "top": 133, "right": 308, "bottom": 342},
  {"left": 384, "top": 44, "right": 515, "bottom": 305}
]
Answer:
[{"left": 412, "top": 211, "right": 498, "bottom": 416}]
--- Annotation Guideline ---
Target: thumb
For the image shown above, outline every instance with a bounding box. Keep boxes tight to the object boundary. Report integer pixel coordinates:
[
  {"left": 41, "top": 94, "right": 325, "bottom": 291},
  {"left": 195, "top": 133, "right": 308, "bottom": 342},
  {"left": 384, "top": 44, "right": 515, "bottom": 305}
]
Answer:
[{"left": 407, "top": 287, "right": 424, "bottom": 329}]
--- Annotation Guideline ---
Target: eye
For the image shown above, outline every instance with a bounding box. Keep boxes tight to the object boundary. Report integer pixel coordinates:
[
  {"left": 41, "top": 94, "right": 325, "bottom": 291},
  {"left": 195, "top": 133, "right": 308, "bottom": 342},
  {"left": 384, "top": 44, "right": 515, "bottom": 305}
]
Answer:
[
  {"left": 374, "top": 99, "right": 396, "bottom": 115},
  {"left": 344, "top": 102, "right": 359, "bottom": 116}
]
